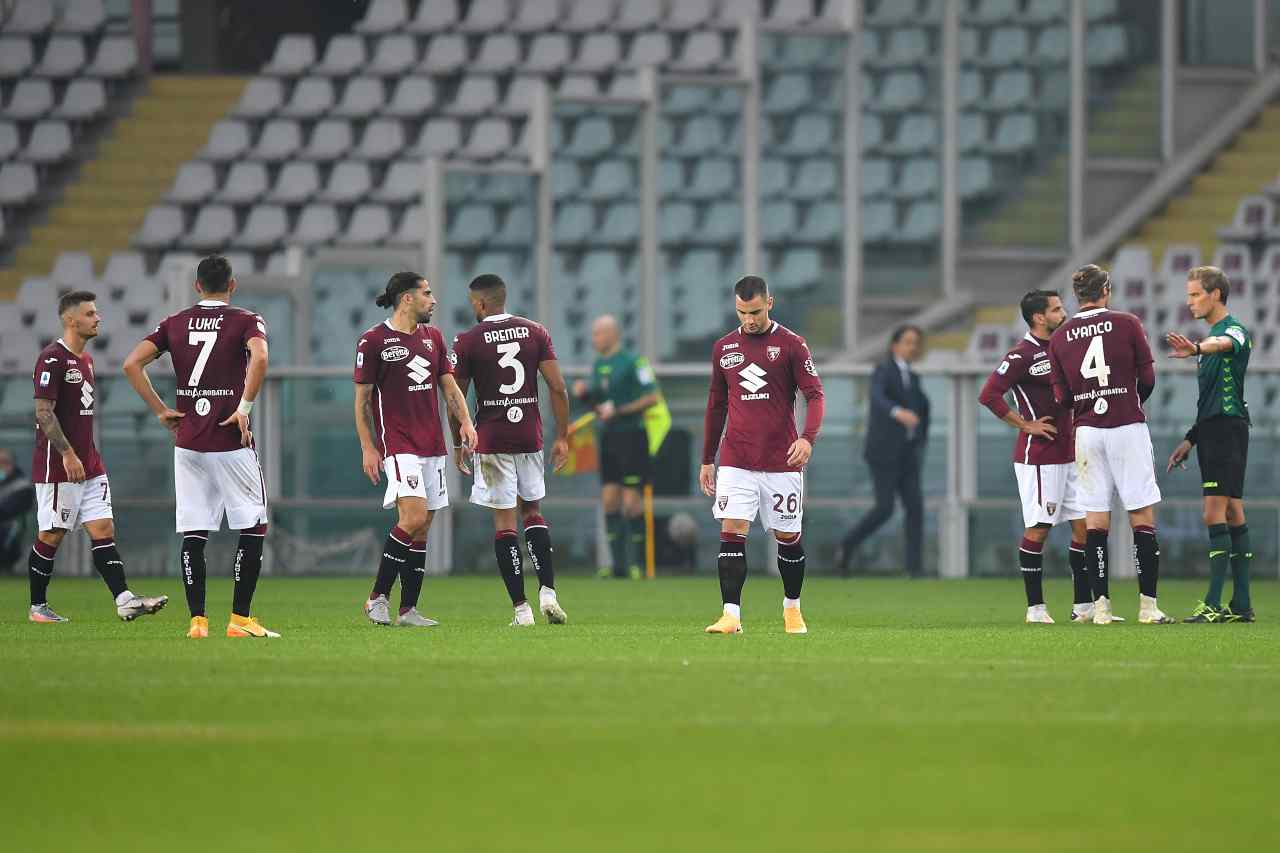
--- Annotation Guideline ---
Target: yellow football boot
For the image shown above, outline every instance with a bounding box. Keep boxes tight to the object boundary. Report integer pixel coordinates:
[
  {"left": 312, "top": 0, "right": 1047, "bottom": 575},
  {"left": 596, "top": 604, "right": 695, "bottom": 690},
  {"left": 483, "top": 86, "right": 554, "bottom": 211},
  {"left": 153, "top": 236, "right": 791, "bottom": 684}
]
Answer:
[
  {"left": 226, "top": 614, "right": 281, "bottom": 638},
  {"left": 186, "top": 616, "right": 209, "bottom": 639},
  {"left": 704, "top": 612, "right": 743, "bottom": 634},
  {"left": 783, "top": 607, "right": 808, "bottom": 634}
]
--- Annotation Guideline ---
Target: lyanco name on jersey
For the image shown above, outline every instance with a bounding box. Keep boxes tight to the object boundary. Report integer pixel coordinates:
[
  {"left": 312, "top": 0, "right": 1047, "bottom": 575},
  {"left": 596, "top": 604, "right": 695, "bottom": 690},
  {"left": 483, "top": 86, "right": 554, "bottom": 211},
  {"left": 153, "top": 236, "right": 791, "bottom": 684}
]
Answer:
[
  {"left": 1064, "top": 320, "right": 1113, "bottom": 342},
  {"left": 188, "top": 316, "right": 225, "bottom": 331},
  {"left": 483, "top": 326, "right": 530, "bottom": 345}
]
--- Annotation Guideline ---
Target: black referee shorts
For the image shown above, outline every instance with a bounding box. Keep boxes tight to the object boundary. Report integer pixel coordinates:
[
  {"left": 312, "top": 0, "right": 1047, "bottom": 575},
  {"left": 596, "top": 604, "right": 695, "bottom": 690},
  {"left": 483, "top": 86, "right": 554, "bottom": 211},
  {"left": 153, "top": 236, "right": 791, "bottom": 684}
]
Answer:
[
  {"left": 600, "top": 428, "right": 650, "bottom": 488},
  {"left": 1196, "top": 415, "right": 1249, "bottom": 498}
]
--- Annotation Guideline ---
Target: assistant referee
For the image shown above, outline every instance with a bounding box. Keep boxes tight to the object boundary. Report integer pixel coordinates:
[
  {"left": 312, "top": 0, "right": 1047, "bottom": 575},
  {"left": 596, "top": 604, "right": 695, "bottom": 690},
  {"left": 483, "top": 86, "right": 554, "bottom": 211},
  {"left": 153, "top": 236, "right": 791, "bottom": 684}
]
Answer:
[
  {"left": 572, "top": 315, "right": 660, "bottom": 579},
  {"left": 1166, "top": 265, "right": 1255, "bottom": 622}
]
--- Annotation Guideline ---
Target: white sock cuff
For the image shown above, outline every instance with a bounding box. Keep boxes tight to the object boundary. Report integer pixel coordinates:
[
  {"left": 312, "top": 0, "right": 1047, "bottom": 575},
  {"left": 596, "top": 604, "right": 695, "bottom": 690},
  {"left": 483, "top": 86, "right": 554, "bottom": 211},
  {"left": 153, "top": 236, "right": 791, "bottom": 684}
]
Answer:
[
  {"left": 783, "top": 597, "right": 800, "bottom": 609},
  {"left": 723, "top": 602, "right": 741, "bottom": 619}
]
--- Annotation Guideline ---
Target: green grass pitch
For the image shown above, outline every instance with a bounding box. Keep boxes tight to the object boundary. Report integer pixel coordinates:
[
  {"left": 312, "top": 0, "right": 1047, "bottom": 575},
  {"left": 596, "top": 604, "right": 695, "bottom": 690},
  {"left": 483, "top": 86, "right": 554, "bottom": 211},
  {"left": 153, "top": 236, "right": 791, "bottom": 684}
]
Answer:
[{"left": 2, "top": 576, "right": 1278, "bottom": 851}]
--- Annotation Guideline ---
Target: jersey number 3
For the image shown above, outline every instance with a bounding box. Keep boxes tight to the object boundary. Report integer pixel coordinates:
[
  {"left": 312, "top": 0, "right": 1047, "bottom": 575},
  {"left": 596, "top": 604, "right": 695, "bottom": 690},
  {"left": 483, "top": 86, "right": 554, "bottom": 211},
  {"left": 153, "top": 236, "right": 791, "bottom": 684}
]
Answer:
[
  {"left": 1080, "top": 335, "right": 1111, "bottom": 387},
  {"left": 188, "top": 331, "right": 218, "bottom": 387},
  {"left": 496, "top": 341, "right": 525, "bottom": 394}
]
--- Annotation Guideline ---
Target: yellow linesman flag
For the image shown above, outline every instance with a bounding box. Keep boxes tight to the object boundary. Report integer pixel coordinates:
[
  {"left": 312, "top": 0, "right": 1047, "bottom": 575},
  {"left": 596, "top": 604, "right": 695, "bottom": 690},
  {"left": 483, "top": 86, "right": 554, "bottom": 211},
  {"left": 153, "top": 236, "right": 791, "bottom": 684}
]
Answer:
[
  {"left": 558, "top": 412, "right": 599, "bottom": 475},
  {"left": 643, "top": 394, "right": 672, "bottom": 457}
]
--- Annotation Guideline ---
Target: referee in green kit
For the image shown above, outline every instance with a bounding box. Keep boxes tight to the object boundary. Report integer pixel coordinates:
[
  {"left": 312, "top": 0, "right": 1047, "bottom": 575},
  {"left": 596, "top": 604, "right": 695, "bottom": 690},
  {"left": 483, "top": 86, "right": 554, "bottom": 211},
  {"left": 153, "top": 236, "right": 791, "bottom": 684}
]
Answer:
[
  {"left": 1166, "top": 265, "right": 1255, "bottom": 623},
  {"left": 573, "top": 315, "right": 660, "bottom": 579}
]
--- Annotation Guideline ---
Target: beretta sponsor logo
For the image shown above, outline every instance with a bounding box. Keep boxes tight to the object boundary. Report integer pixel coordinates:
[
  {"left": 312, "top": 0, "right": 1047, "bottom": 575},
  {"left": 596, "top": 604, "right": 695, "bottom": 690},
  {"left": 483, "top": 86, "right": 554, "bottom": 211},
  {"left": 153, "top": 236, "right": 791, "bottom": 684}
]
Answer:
[
  {"left": 720, "top": 352, "right": 745, "bottom": 370},
  {"left": 1029, "top": 360, "right": 1052, "bottom": 377},
  {"left": 64, "top": 368, "right": 84, "bottom": 384},
  {"left": 381, "top": 346, "right": 410, "bottom": 363}
]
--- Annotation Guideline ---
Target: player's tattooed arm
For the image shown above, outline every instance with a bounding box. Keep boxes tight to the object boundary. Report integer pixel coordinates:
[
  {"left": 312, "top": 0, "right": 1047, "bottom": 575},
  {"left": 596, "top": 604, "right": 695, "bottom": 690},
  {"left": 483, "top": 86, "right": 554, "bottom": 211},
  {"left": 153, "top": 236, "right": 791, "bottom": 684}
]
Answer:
[
  {"left": 353, "top": 383, "right": 382, "bottom": 485},
  {"left": 35, "top": 399, "right": 85, "bottom": 482},
  {"left": 440, "top": 374, "right": 477, "bottom": 450}
]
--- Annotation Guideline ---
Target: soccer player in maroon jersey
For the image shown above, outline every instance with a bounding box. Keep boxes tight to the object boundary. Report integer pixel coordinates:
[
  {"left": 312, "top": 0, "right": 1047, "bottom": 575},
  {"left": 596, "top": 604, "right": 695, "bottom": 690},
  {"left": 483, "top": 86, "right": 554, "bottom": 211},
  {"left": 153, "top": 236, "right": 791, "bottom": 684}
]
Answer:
[
  {"left": 700, "top": 276, "right": 825, "bottom": 635},
  {"left": 354, "top": 272, "right": 477, "bottom": 627},
  {"left": 448, "top": 274, "right": 571, "bottom": 627},
  {"left": 979, "top": 290, "right": 1107, "bottom": 624},
  {"left": 26, "top": 290, "right": 168, "bottom": 623},
  {"left": 123, "top": 256, "right": 278, "bottom": 638},
  {"left": 1047, "top": 264, "right": 1174, "bottom": 625}
]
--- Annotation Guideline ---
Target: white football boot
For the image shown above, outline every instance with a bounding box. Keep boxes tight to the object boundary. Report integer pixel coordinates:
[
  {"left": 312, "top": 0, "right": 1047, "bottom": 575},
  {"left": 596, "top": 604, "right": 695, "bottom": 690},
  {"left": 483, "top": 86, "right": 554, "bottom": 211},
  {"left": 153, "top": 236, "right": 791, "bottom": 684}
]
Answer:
[
  {"left": 116, "top": 592, "right": 168, "bottom": 621},
  {"left": 1138, "top": 594, "right": 1175, "bottom": 624},
  {"left": 539, "top": 587, "right": 567, "bottom": 625},
  {"left": 1072, "top": 604, "right": 1125, "bottom": 623},
  {"left": 1025, "top": 604, "right": 1054, "bottom": 624},
  {"left": 396, "top": 607, "right": 439, "bottom": 627},
  {"left": 510, "top": 602, "right": 536, "bottom": 627},
  {"left": 1092, "top": 596, "right": 1113, "bottom": 625},
  {"left": 364, "top": 594, "right": 391, "bottom": 626}
]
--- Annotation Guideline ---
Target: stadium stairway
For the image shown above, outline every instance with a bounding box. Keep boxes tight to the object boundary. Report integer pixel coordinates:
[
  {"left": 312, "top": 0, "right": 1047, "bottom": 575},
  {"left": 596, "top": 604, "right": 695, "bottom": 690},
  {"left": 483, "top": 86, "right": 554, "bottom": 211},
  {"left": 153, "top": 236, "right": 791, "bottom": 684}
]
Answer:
[
  {"left": 0, "top": 76, "right": 246, "bottom": 298},
  {"left": 1129, "top": 104, "right": 1280, "bottom": 262}
]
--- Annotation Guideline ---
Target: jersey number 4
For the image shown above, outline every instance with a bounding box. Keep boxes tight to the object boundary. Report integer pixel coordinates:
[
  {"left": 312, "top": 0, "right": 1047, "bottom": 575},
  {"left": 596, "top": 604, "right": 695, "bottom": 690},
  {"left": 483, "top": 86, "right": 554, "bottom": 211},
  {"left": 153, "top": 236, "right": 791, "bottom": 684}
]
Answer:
[
  {"left": 496, "top": 341, "right": 525, "bottom": 394},
  {"left": 1080, "top": 335, "right": 1111, "bottom": 387},
  {"left": 188, "top": 331, "right": 218, "bottom": 387}
]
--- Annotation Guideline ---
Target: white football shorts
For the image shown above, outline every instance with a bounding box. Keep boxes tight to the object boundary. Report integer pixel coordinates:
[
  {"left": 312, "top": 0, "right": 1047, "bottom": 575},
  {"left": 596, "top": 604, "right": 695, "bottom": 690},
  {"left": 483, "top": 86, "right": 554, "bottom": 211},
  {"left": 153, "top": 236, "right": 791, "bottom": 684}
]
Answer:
[
  {"left": 383, "top": 453, "right": 449, "bottom": 511},
  {"left": 713, "top": 466, "right": 804, "bottom": 534},
  {"left": 470, "top": 451, "right": 546, "bottom": 510},
  {"left": 1013, "top": 462, "right": 1085, "bottom": 528},
  {"left": 36, "top": 474, "right": 112, "bottom": 531},
  {"left": 1074, "top": 423, "right": 1162, "bottom": 513},
  {"left": 174, "top": 446, "right": 269, "bottom": 532}
]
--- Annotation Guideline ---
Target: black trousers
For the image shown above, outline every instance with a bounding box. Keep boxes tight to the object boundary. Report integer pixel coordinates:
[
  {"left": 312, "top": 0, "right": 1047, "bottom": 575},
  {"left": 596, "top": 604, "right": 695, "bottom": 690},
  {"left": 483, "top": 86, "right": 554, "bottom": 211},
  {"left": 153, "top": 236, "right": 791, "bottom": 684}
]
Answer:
[{"left": 841, "top": 452, "right": 924, "bottom": 576}]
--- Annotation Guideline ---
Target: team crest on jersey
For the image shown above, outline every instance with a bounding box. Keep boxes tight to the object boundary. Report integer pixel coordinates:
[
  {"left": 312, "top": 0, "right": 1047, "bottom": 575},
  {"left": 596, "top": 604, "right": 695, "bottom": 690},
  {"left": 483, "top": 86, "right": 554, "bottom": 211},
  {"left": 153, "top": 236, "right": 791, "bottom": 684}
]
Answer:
[
  {"left": 720, "top": 352, "right": 745, "bottom": 369},
  {"left": 61, "top": 508, "right": 71, "bottom": 523},
  {"left": 766, "top": 346, "right": 782, "bottom": 362},
  {"left": 382, "top": 345, "right": 410, "bottom": 362},
  {"left": 1046, "top": 503, "right": 1057, "bottom": 516},
  {"left": 1029, "top": 360, "right": 1052, "bottom": 376},
  {"left": 507, "top": 407, "right": 524, "bottom": 424},
  {"left": 717, "top": 496, "right": 728, "bottom": 511},
  {"left": 64, "top": 368, "right": 84, "bottom": 384},
  {"left": 423, "top": 339, "right": 433, "bottom": 352},
  {"left": 406, "top": 474, "right": 419, "bottom": 489}
]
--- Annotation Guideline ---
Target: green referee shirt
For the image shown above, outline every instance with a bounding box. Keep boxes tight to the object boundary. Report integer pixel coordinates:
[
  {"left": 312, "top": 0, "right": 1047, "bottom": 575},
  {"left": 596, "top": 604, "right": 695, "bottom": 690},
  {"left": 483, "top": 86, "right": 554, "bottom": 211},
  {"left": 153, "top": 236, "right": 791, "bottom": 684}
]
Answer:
[
  {"left": 589, "top": 349, "right": 657, "bottom": 434},
  {"left": 1196, "top": 314, "right": 1251, "bottom": 423}
]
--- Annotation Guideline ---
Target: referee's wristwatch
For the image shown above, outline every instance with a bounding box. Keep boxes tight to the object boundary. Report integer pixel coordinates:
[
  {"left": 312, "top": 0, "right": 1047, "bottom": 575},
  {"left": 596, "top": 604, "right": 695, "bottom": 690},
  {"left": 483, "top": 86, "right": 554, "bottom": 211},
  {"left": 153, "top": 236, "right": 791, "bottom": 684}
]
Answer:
[{"left": 1194, "top": 341, "right": 1202, "bottom": 356}]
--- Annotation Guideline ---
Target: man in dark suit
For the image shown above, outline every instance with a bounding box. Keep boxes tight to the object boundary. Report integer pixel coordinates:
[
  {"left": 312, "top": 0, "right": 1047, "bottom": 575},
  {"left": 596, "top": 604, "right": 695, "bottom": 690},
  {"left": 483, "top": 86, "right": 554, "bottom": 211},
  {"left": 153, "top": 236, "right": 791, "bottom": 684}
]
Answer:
[{"left": 838, "top": 325, "right": 930, "bottom": 576}]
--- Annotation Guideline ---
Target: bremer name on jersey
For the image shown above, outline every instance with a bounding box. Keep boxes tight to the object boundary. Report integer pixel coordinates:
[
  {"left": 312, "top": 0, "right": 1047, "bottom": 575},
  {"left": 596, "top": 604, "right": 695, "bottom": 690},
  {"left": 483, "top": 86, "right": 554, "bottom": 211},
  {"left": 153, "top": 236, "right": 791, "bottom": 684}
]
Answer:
[
  {"left": 978, "top": 333, "right": 1073, "bottom": 465},
  {"left": 32, "top": 340, "right": 105, "bottom": 484},
  {"left": 451, "top": 313, "right": 556, "bottom": 454},
  {"left": 145, "top": 300, "right": 267, "bottom": 453},
  {"left": 1047, "top": 308, "right": 1154, "bottom": 430},
  {"left": 703, "top": 322, "right": 825, "bottom": 473},
  {"left": 354, "top": 321, "right": 453, "bottom": 458}
]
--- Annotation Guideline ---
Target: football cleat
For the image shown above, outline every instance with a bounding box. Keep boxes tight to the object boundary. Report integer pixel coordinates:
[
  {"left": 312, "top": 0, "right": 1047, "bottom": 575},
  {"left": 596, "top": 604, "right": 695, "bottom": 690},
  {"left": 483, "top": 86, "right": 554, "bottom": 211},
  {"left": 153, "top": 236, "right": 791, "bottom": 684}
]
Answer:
[
  {"left": 705, "top": 612, "right": 743, "bottom": 634},
  {"left": 29, "top": 603, "right": 68, "bottom": 623},
  {"left": 395, "top": 607, "right": 439, "bottom": 627},
  {"left": 226, "top": 615, "right": 280, "bottom": 638},
  {"left": 1183, "top": 601, "right": 1225, "bottom": 623},
  {"left": 1025, "top": 604, "right": 1054, "bottom": 624},
  {"left": 784, "top": 607, "right": 808, "bottom": 634},
  {"left": 117, "top": 593, "right": 168, "bottom": 622},
  {"left": 1092, "top": 596, "right": 1113, "bottom": 625},
  {"left": 511, "top": 603, "right": 535, "bottom": 627},
  {"left": 1072, "top": 605, "right": 1124, "bottom": 623},
  {"left": 186, "top": 616, "right": 209, "bottom": 639},
  {"left": 1138, "top": 595, "right": 1175, "bottom": 624},
  {"left": 1223, "top": 605, "right": 1256, "bottom": 623},
  {"left": 364, "top": 594, "right": 391, "bottom": 626},
  {"left": 539, "top": 596, "right": 567, "bottom": 625}
]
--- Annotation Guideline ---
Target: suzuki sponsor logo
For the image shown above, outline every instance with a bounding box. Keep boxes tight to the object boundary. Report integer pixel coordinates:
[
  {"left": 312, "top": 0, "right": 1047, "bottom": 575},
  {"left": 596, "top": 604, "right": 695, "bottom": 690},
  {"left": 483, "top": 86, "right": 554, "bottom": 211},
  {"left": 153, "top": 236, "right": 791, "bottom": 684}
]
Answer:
[
  {"left": 382, "top": 345, "right": 410, "bottom": 363},
  {"left": 720, "top": 352, "right": 745, "bottom": 370},
  {"left": 738, "top": 363, "right": 768, "bottom": 394},
  {"left": 407, "top": 355, "right": 433, "bottom": 385},
  {"left": 80, "top": 382, "right": 94, "bottom": 411}
]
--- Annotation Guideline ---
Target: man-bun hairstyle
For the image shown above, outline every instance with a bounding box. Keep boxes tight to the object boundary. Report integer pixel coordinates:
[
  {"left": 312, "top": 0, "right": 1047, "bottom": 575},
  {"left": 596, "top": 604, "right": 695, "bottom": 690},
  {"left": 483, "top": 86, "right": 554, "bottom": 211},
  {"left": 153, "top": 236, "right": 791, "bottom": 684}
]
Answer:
[{"left": 376, "top": 271, "right": 423, "bottom": 308}]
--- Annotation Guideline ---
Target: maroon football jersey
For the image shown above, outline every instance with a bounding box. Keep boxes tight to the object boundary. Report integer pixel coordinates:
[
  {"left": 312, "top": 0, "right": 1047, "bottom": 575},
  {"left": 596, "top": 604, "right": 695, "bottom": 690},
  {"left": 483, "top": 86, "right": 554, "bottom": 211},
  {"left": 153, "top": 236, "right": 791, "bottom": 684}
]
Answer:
[
  {"left": 31, "top": 340, "right": 105, "bottom": 484},
  {"left": 451, "top": 313, "right": 557, "bottom": 454},
  {"left": 354, "top": 321, "right": 452, "bottom": 458},
  {"left": 702, "top": 323, "right": 825, "bottom": 473},
  {"left": 144, "top": 300, "right": 267, "bottom": 453},
  {"left": 978, "top": 333, "right": 1073, "bottom": 465},
  {"left": 1048, "top": 308, "right": 1154, "bottom": 429}
]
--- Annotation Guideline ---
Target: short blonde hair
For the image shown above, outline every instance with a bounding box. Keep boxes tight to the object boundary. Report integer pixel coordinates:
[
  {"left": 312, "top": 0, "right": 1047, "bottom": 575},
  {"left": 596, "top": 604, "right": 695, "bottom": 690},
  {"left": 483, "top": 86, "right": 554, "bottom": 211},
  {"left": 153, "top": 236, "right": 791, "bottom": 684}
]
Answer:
[{"left": 1188, "top": 265, "right": 1230, "bottom": 305}]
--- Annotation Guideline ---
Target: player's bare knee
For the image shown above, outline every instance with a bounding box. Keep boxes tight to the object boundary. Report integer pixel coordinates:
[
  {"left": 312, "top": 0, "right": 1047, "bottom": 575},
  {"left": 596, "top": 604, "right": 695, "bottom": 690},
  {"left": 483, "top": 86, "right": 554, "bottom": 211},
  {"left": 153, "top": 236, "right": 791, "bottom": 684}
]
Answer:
[
  {"left": 721, "top": 519, "right": 750, "bottom": 537},
  {"left": 774, "top": 530, "right": 800, "bottom": 545},
  {"left": 84, "top": 518, "right": 114, "bottom": 540},
  {"left": 520, "top": 500, "right": 541, "bottom": 524},
  {"left": 37, "top": 528, "right": 66, "bottom": 548},
  {"left": 1022, "top": 524, "right": 1050, "bottom": 543},
  {"left": 600, "top": 485, "right": 621, "bottom": 513},
  {"left": 1226, "top": 500, "right": 1246, "bottom": 526},
  {"left": 398, "top": 504, "right": 429, "bottom": 537},
  {"left": 622, "top": 489, "right": 643, "bottom": 518}
]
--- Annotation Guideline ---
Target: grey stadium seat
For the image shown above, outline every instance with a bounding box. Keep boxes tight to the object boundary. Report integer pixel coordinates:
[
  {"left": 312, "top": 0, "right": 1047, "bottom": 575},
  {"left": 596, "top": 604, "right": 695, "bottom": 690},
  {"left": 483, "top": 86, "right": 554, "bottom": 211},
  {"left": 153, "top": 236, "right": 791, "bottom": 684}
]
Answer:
[
  {"left": 217, "top": 161, "right": 271, "bottom": 204},
  {"left": 0, "top": 36, "right": 34, "bottom": 78},
  {"left": 86, "top": 36, "right": 137, "bottom": 78},
  {"left": 133, "top": 205, "right": 184, "bottom": 248},
  {"left": 341, "top": 204, "right": 393, "bottom": 244},
  {"left": 498, "top": 76, "right": 539, "bottom": 116},
  {"left": 1020, "top": 0, "right": 1067, "bottom": 24},
  {"left": 762, "top": 201, "right": 798, "bottom": 242},
  {"left": 862, "top": 158, "right": 892, "bottom": 198},
  {"left": 881, "top": 114, "right": 939, "bottom": 156},
  {"left": 233, "top": 78, "right": 283, "bottom": 118},
  {"left": 391, "top": 206, "right": 426, "bottom": 244},
  {"left": 763, "top": 74, "right": 810, "bottom": 114},
  {"left": 462, "top": 118, "right": 512, "bottom": 161},
  {"left": 299, "top": 119, "right": 353, "bottom": 161},
  {"left": 511, "top": 0, "right": 561, "bottom": 32},
  {"left": 876, "top": 29, "right": 929, "bottom": 69},
  {"left": 166, "top": 161, "right": 218, "bottom": 204},
  {"left": 332, "top": 76, "right": 385, "bottom": 118},
  {"left": 263, "top": 35, "right": 315, "bottom": 76},
  {"left": 0, "top": 121, "right": 18, "bottom": 159},
  {"left": 201, "top": 119, "right": 251, "bottom": 161},
  {"left": 525, "top": 34, "right": 571, "bottom": 73},
  {"left": 959, "top": 157, "right": 995, "bottom": 198},
  {"left": 101, "top": 251, "right": 145, "bottom": 288},
  {"left": 316, "top": 35, "right": 366, "bottom": 76},
  {"left": 22, "top": 120, "right": 72, "bottom": 163},
  {"left": 33, "top": 36, "right": 86, "bottom": 78},
  {"left": 959, "top": 112, "right": 988, "bottom": 152},
  {"left": 566, "top": 116, "right": 613, "bottom": 158},
  {"left": 582, "top": 160, "right": 634, "bottom": 200},
  {"left": 554, "top": 203, "right": 593, "bottom": 243},
  {"left": 867, "top": 71, "right": 925, "bottom": 112},
  {"left": 407, "top": 0, "right": 458, "bottom": 32},
  {"left": 280, "top": 77, "right": 334, "bottom": 119},
  {"left": 472, "top": 34, "right": 521, "bottom": 72},
  {"left": 252, "top": 119, "right": 303, "bottom": 162},
  {"left": 659, "top": 202, "right": 697, "bottom": 242},
  {"left": 265, "top": 162, "right": 320, "bottom": 204},
  {"left": 447, "top": 76, "right": 499, "bottom": 116},
  {"left": 420, "top": 34, "right": 468, "bottom": 73},
  {"left": 4, "top": 1, "right": 55, "bottom": 34},
  {"left": 59, "top": 0, "right": 108, "bottom": 33},
  {"left": 617, "top": 1, "right": 664, "bottom": 31},
  {"left": 981, "top": 69, "right": 1032, "bottom": 111},
  {"left": 700, "top": 200, "right": 741, "bottom": 243},
  {"left": 684, "top": 159, "right": 735, "bottom": 200},
  {"left": 667, "top": 0, "right": 713, "bottom": 30},
  {"left": 5, "top": 79, "right": 54, "bottom": 120},
  {"left": 776, "top": 249, "right": 821, "bottom": 290},
  {"left": 670, "top": 31, "right": 724, "bottom": 71},
  {"left": 862, "top": 113, "right": 884, "bottom": 151},
  {"left": 319, "top": 161, "right": 373, "bottom": 203},
  {"left": 895, "top": 201, "right": 941, "bottom": 243},
  {"left": 237, "top": 205, "right": 290, "bottom": 249},
  {"left": 184, "top": 206, "right": 237, "bottom": 249},
  {"left": 575, "top": 33, "right": 622, "bottom": 73},
  {"left": 972, "top": 0, "right": 1019, "bottom": 24},
  {"left": 679, "top": 115, "right": 725, "bottom": 155},
  {"left": 801, "top": 201, "right": 843, "bottom": 243},
  {"left": 1032, "top": 26, "right": 1068, "bottom": 65},
  {"left": 384, "top": 76, "right": 436, "bottom": 117},
  {"left": 627, "top": 32, "right": 671, "bottom": 66},
  {"left": 980, "top": 26, "right": 1030, "bottom": 67},
  {"left": 789, "top": 159, "right": 839, "bottom": 201},
  {"left": 990, "top": 112, "right": 1036, "bottom": 153},
  {"left": 780, "top": 114, "right": 834, "bottom": 157},
  {"left": 458, "top": 0, "right": 509, "bottom": 33},
  {"left": 559, "top": 74, "right": 599, "bottom": 97},
  {"left": 416, "top": 118, "right": 462, "bottom": 157},
  {"left": 892, "top": 158, "right": 939, "bottom": 199},
  {"left": 449, "top": 204, "right": 496, "bottom": 247},
  {"left": 562, "top": 0, "right": 615, "bottom": 32},
  {"left": 768, "top": 0, "right": 812, "bottom": 25},
  {"left": 52, "top": 251, "right": 94, "bottom": 288},
  {"left": 356, "top": 0, "right": 408, "bottom": 34},
  {"left": 370, "top": 34, "right": 418, "bottom": 76},
  {"left": 665, "top": 85, "right": 710, "bottom": 115},
  {"left": 55, "top": 79, "right": 106, "bottom": 120},
  {"left": 291, "top": 204, "right": 340, "bottom": 246},
  {"left": 372, "top": 160, "right": 424, "bottom": 203},
  {"left": 354, "top": 118, "right": 406, "bottom": 161}
]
